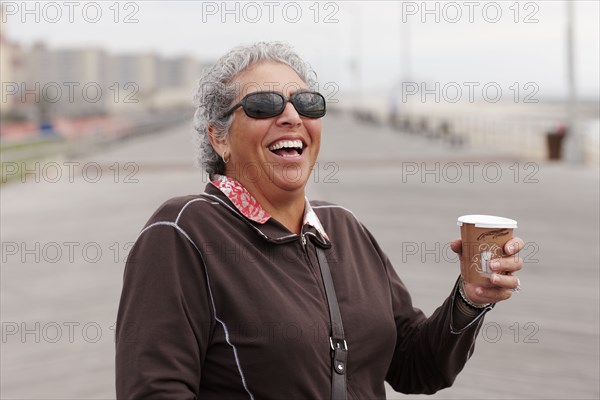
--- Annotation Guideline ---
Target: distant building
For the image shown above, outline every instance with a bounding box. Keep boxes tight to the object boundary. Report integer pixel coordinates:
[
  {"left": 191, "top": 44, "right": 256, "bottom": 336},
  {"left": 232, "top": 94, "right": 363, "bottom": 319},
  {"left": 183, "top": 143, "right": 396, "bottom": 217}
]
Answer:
[
  {"left": 0, "top": 31, "right": 15, "bottom": 115},
  {"left": 107, "top": 53, "right": 159, "bottom": 114},
  {"left": 110, "top": 53, "right": 158, "bottom": 96},
  {"left": 1, "top": 5, "right": 208, "bottom": 120},
  {"left": 158, "top": 56, "right": 200, "bottom": 89},
  {"left": 0, "top": 6, "right": 22, "bottom": 117},
  {"left": 153, "top": 56, "right": 215, "bottom": 109},
  {"left": 3, "top": 39, "right": 110, "bottom": 119},
  {"left": 44, "top": 47, "right": 110, "bottom": 118}
]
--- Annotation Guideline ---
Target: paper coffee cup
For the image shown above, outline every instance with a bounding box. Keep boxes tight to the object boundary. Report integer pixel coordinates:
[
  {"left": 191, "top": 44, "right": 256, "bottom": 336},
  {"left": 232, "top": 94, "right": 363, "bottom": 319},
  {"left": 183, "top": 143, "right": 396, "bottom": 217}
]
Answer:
[{"left": 457, "top": 215, "right": 518, "bottom": 285}]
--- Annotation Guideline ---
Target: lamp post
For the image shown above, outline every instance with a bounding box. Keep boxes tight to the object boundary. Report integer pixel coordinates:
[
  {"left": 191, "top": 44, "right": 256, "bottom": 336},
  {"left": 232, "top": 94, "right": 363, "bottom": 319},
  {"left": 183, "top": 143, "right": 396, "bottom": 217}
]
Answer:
[{"left": 565, "top": 0, "right": 582, "bottom": 163}]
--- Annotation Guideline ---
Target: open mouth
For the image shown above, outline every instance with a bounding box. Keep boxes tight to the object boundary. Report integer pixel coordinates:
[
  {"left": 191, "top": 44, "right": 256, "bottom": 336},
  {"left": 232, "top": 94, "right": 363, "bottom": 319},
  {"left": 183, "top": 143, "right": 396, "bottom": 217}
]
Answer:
[{"left": 267, "top": 139, "right": 305, "bottom": 158}]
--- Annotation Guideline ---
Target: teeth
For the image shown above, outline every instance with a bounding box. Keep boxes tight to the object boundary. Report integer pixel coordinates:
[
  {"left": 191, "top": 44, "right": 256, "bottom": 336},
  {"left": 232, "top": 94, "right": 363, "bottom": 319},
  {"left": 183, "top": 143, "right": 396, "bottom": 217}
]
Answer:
[{"left": 268, "top": 139, "right": 303, "bottom": 151}]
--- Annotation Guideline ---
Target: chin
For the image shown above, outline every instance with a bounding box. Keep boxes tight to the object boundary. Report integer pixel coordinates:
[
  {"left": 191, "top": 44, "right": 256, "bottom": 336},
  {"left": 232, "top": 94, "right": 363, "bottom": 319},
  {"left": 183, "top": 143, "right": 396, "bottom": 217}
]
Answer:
[{"left": 272, "top": 168, "right": 311, "bottom": 192}]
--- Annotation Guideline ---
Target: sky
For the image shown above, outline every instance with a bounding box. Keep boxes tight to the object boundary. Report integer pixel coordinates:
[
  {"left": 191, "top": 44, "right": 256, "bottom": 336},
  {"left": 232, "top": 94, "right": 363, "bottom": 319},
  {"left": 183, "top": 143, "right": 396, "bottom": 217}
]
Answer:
[{"left": 2, "top": 0, "right": 600, "bottom": 100}]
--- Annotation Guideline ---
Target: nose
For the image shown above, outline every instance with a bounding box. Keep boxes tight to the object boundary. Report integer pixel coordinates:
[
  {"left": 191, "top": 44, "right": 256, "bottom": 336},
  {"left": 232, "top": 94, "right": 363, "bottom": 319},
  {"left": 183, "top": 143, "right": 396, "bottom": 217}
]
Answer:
[{"left": 276, "top": 101, "right": 302, "bottom": 127}]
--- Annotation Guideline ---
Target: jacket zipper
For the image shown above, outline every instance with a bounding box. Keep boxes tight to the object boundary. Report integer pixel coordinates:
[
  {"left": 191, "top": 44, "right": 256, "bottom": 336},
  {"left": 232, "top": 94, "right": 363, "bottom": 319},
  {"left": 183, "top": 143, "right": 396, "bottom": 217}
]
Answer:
[{"left": 300, "top": 233, "right": 327, "bottom": 302}]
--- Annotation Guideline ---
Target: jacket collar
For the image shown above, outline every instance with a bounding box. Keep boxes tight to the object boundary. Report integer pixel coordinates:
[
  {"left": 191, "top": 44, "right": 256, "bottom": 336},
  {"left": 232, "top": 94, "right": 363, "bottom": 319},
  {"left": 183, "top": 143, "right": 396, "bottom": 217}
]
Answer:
[{"left": 204, "top": 175, "right": 330, "bottom": 246}]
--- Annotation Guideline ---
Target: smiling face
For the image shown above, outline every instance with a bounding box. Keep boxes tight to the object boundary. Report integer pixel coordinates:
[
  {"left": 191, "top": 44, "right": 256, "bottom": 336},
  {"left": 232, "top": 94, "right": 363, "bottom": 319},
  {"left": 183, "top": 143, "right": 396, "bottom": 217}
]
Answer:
[{"left": 210, "top": 61, "right": 322, "bottom": 205}]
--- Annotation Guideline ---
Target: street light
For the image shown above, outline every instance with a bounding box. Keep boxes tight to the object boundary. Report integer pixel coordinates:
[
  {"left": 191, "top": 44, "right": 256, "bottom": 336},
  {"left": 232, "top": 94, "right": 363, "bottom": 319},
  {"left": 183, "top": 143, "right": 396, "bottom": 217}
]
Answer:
[{"left": 565, "top": 0, "right": 582, "bottom": 163}]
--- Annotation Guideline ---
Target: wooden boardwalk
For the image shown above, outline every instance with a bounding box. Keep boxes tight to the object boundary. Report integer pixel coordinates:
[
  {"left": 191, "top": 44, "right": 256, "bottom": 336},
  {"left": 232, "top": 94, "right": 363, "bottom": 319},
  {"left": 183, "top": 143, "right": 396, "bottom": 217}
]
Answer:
[{"left": 1, "top": 114, "right": 598, "bottom": 399}]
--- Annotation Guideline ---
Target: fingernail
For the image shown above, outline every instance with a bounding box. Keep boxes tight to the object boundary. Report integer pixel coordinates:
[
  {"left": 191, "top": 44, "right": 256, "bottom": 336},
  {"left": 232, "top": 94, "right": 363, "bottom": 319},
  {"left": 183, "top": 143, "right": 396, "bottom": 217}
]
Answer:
[
  {"left": 476, "top": 287, "right": 483, "bottom": 296},
  {"left": 490, "top": 260, "right": 500, "bottom": 271},
  {"left": 490, "top": 273, "right": 498, "bottom": 284}
]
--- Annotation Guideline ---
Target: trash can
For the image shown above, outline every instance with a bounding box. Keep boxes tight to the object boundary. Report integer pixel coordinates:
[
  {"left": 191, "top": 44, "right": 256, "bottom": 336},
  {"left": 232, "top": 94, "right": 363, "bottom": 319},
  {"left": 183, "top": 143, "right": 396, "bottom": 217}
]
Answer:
[{"left": 546, "top": 132, "right": 564, "bottom": 160}]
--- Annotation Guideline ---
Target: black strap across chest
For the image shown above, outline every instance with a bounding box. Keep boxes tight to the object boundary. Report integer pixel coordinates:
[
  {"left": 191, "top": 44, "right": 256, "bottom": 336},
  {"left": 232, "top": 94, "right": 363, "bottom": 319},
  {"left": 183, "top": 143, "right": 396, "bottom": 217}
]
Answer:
[{"left": 316, "top": 247, "right": 347, "bottom": 400}]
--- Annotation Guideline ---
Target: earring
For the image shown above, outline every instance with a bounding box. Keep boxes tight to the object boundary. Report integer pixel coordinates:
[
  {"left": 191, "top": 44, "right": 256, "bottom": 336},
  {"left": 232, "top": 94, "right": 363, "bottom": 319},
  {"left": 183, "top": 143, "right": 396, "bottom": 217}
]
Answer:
[{"left": 221, "top": 150, "right": 230, "bottom": 164}]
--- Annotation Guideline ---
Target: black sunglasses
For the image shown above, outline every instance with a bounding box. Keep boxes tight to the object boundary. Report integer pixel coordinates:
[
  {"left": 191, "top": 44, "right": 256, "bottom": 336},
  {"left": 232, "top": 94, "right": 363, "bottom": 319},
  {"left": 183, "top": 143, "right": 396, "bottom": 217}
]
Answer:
[{"left": 221, "top": 91, "right": 326, "bottom": 119}]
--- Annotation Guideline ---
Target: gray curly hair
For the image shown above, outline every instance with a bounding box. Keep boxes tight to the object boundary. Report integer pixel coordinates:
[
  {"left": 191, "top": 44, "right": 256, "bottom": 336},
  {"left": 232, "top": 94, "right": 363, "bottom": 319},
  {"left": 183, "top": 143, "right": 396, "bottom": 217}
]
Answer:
[{"left": 192, "top": 42, "right": 318, "bottom": 175}]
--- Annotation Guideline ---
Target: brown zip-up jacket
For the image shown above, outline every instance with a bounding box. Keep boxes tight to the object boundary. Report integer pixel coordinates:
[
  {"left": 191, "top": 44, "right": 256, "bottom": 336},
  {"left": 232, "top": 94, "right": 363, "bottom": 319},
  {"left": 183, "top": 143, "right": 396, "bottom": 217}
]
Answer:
[{"left": 116, "top": 183, "right": 491, "bottom": 399}]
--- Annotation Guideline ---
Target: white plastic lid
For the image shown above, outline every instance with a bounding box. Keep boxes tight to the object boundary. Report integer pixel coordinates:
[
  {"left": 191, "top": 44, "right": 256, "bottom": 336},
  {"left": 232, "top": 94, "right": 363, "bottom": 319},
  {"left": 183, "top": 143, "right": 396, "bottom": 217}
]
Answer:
[{"left": 457, "top": 215, "right": 518, "bottom": 229}]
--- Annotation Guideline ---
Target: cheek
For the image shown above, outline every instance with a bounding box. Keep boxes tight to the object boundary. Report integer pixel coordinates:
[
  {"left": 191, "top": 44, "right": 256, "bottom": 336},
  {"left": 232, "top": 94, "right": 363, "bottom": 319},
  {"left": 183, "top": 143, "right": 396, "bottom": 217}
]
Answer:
[
  {"left": 230, "top": 118, "right": 271, "bottom": 148},
  {"left": 246, "top": 120, "right": 272, "bottom": 142},
  {"left": 305, "top": 120, "right": 322, "bottom": 141}
]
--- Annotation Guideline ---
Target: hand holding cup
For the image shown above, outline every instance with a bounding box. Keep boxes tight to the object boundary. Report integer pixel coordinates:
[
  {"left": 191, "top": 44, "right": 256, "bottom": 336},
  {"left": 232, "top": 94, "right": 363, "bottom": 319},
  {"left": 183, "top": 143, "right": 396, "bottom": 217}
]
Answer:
[{"left": 451, "top": 215, "right": 525, "bottom": 306}]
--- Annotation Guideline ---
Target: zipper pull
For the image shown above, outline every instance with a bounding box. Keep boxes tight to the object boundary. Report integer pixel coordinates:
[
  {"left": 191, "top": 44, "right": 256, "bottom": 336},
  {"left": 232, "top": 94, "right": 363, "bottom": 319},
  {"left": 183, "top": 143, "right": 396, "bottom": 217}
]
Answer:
[{"left": 301, "top": 234, "right": 307, "bottom": 247}]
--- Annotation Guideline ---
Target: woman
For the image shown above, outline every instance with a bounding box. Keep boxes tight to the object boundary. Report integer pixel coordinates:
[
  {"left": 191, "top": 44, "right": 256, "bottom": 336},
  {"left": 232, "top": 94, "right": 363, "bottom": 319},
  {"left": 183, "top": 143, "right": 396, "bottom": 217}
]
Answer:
[{"left": 115, "top": 42, "right": 524, "bottom": 399}]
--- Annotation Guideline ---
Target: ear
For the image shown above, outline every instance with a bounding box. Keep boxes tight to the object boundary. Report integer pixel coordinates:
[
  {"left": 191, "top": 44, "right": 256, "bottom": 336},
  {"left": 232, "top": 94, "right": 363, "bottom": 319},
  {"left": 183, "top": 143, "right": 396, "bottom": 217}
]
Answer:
[{"left": 207, "top": 123, "right": 228, "bottom": 156}]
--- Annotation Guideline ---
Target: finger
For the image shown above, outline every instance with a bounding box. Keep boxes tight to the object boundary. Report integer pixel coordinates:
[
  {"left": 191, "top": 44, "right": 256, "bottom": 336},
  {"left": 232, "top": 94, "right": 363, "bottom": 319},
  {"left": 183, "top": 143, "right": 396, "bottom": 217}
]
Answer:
[
  {"left": 489, "top": 273, "right": 520, "bottom": 289},
  {"left": 450, "top": 239, "right": 462, "bottom": 254},
  {"left": 489, "top": 256, "right": 524, "bottom": 274},
  {"left": 474, "top": 286, "right": 513, "bottom": 303},
  {"left": 505, "top": 237, "right": 525, "bottom": 256}
]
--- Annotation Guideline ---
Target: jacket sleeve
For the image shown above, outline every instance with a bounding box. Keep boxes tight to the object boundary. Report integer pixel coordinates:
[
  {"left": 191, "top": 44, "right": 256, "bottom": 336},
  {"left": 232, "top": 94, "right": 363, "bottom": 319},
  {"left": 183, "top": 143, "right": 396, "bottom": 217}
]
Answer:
[
  {"left": 362, "top": 227, "right": 491, "bottom": 394},
  {"left": 115, "top": 223, "right": 213, "bottom": 400}
]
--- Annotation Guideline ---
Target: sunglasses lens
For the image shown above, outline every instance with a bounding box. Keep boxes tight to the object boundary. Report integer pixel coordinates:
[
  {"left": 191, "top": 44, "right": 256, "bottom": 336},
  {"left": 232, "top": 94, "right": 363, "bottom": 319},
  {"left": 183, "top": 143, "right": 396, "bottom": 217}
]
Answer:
[
  {"left": 244, "top": 92, "right": 284, "bottom": 118},
  {"left": 293, "top": 92, "right": 326, "bottom": 118},
  {"left": 237, "top": 91, "right": 326, "bottom": 119}
]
